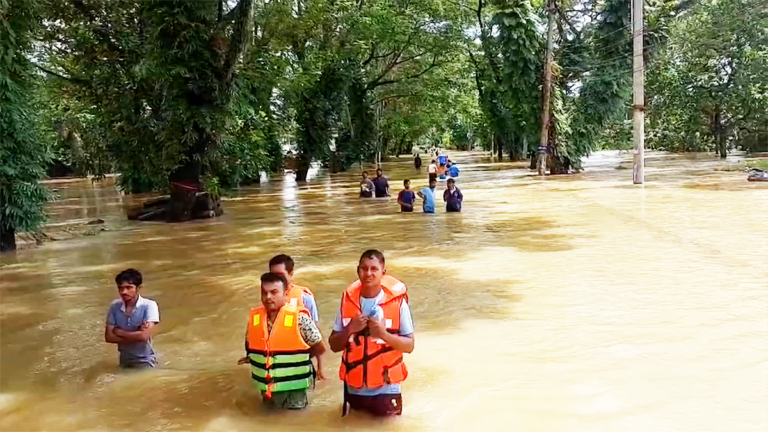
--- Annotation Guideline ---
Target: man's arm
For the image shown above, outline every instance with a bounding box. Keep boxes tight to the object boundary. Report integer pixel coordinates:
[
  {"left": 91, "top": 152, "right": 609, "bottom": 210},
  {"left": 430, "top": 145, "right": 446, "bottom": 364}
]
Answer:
[
  {"left": 112, "top": 322, "right": 158, "bottom": 342},
  {"left": 397, "top": 192, "right": 408, "bottom": 208},
  {"left": 105, "top": 324, "right": 126, "bottom": 344},
  {"left": 368, "top": 319, "right": 415, "bottom": 353}
]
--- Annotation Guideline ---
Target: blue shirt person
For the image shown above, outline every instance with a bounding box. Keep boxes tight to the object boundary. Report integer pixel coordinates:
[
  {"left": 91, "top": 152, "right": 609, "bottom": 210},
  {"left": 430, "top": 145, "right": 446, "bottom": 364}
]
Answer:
[
  {"left": 269, "top": 254, "right": 320, "bottom": 322},
  {"left": 417, "top": 178, "right": 438, "bottom": 213},
  {"left": 105, "top": 269, "right": 160, "bottom": 368},
  {"left": 448, "top": 164, "right": 459, "bottom": 177}
]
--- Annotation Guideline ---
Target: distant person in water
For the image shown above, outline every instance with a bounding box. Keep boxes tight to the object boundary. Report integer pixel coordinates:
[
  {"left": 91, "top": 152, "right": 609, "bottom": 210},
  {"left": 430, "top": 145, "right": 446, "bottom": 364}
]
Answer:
[
  {"left": 239, "top": 273, "right": 326, "bottom": 410},
  {"left": 373, "top": 168, "right": 390, "bottom": 198},
  {"left": 414, "top": 154, "right": 422, "bottom": 170},
  {"left": 428, "top": 160, "right": 438, "bottom": 182},
  {"left": 397, "top": 179, "right": 416, "bottom": 212},
  {"left": 448, "top": 161, "right": 460, "bottom": 178},
  {"left": 443, "top": 178, "right": 463, "bottom": 212},
  {"left": 418, "top": 178, "right": 438, "bottom": 213},
  {"left": 105, "top": 269, "right": 160, "bottom": 369},
  {"left": 269, "top": 254, "right": 319, "bottom": 322},
  {"left": 329, "top": 250, "right": 414, "bottom": 417},
  {"left": 360, "top": 171, "right": 374, "bottom": 198},
  {"left": 437, "top": 163, "right": 447, "bottom": 180}
]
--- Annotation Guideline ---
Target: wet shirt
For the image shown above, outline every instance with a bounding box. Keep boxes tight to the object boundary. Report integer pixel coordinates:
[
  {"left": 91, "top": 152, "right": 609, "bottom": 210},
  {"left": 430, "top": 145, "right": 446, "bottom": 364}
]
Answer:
[
  {"left": 333, "top": 290, "right": 414, "bottom": 396},
  {"left": 444, "top": 187, "right": 463, "bottom": 212},
  {"left": 373, "top": 176, "right": 389, "bottom": 197},
  {"left": 420, "top": 187, "right": 436, "bottom": 213},
  {"left": 449, "top": 165, "right": 460, "bottom": 177},
  {"left": 398, "top": 189, "right": 416, "bottom": 212},
  {"left": 106, "top": 296, "right": 160, "bottom": 367},
  {"left": 360, "top": 179, "right": 374, "bottom": 197}
]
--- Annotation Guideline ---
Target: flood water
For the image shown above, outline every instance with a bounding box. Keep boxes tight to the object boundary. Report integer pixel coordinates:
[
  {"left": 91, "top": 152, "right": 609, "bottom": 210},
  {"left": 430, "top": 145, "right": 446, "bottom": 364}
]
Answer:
[{"left": 1, "top": 151, "right": 767, "bottom": 432}]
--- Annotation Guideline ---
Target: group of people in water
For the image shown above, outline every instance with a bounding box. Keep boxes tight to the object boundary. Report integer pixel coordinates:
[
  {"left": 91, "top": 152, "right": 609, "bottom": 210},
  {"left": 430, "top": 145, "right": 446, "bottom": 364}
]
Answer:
[
  {"left": 359, "top": 152, "right": 463, "bottom": 213},
  {"left": 105, "top": 251, "right": 413, "bottom": 417}
]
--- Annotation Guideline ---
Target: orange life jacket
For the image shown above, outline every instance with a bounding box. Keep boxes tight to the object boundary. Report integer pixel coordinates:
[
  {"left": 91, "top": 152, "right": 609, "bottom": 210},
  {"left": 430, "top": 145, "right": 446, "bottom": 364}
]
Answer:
[
  {"left": 338, "top": 275, "right": 409, "bottom": 389},
  {"left": 286, "top": 283, "right": 314, "bottom": 309},
  {"left": 246, "top": 304, "right": 312, "bottom": 397}
]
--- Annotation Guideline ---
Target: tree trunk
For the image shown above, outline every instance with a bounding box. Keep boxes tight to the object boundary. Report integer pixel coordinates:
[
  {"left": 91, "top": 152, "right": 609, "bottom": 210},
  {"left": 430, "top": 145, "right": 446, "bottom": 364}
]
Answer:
[
  {"left": 496, "top": 135, "right": 503, "bottom": 159},
  {"left": 714, "top": 109, "right": 727, "bottom": 159},
  {"left": 295, "top": 154, "right": 311, "bottom": 182},
  {"left": 0, "top": 226, "right": 16, "bottom": 252},
  {"left": 537, "top": 0, "right": 556, "bottom": 176}
]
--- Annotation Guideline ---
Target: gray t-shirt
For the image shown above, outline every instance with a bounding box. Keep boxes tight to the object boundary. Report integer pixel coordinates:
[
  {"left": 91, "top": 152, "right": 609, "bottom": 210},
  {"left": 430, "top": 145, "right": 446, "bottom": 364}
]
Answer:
[{"left": 106, "top": 296, "right": 160, "bottom": 367}]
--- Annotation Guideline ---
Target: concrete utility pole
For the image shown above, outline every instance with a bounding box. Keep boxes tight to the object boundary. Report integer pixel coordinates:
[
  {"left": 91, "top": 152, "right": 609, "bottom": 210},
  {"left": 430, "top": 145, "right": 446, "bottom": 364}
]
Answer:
[
  {"left": 632, "top": 0, "right": 645, "bottom": 184},
  {"left": 537, "top": 0, "right": 555, "bottom": 176}
]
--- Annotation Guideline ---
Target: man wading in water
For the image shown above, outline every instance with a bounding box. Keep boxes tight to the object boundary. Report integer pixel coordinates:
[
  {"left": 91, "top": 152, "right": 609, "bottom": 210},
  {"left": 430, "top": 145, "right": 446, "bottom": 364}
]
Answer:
[
  {"left": 239, "top": 273, "right": 326, "bottom": 409},
  {"left": 329, "top": 250, "right": 415, "bottom": 416},
  {"left": 269, "top": 254, "right": 319, "bottom": 323},
  {"left": 104, "top": 269, "right": 160, "bottom": 369}
]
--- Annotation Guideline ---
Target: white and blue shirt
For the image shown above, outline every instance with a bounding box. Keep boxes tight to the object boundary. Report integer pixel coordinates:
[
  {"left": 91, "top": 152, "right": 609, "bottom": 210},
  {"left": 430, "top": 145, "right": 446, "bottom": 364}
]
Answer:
[{"left": 106, "top": 295, "right": 160, "bottom": 367}]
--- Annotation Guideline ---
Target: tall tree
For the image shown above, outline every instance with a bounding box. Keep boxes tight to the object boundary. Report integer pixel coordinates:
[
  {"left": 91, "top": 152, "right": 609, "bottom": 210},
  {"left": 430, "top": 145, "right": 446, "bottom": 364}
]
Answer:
[
  {"left": 38, "top": 0, "right": 257, "bottom": 218},
  {"left": 647, "top": 0, "right": 768, "bottom": 157},
  {"left": 0, "top": 0, "right": 50, "bottom": 251}
]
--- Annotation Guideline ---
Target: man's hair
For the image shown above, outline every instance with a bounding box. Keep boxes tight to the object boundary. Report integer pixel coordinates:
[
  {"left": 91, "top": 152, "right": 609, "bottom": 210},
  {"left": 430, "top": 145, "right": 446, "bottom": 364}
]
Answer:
[
  {"left": 376, "top": 168, "right": 382, "bottom": 173},
  {"left": 362, "top": 171, "right": 368, "bottom": 176},
  {"left": 359, "top": 249, "right": 385, "bottom": 267},
  {"left": 431, "top": 159, "right": 436, "bottom": 163},
  {"left": 261, "top": 272, "right": 289, "bottom": 290},
  {"left": 268, "top": 254, "right": 294, "bottom": 273},
  {"left": 115, "top": 268, "right": 142, "bottom": 286},
  {"left": 447, "top": 178, "right": 456, "bottom": 184},
  {"left": 403, "top": 179, "right": 410, "bottom": 185}
]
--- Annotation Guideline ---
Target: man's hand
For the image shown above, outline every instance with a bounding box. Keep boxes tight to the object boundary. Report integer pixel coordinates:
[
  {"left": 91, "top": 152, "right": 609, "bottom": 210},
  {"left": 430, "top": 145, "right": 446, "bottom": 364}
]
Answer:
[
  {"left": 113, "top": 327, "right": 127, "bottom": 337},
  {"left": 237, "top": 356, "right": 249, "bottom": 365},
  {"left": 346, "top": 315, "right": 368, "bottom": 334},
  {"left": 367, "top": 317, "right": 388, "bottom": 339}
]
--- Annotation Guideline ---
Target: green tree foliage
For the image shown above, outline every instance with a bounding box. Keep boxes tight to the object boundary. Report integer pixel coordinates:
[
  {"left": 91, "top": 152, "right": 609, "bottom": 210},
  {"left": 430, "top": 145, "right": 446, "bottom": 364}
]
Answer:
[
  {"left": 647, "top": 0, "right": 768, "bottom": 156},
  {"left": 471, "top": 0, "right": 543, "bottom": 160},
  {"left": 37, "top": 0, "right": 260, "bottom": 192},
  {"left": 0, "top": 0, "right": 50, "bottom": 251}
]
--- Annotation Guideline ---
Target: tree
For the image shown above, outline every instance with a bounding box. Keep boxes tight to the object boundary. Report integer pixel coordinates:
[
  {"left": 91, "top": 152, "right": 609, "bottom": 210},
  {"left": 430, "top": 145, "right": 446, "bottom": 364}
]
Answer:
[
  {"left": 647, "top": 0, "right": 768, "bottom": 157},
  {"left": 0, "top": 0, "right": 50, "bottom": 251},
  {"left": 37, "top": 0, "right": 258, "bottom": 218},
  {"left": 471, "top": 0, "right": 543, "bottom": 162}
]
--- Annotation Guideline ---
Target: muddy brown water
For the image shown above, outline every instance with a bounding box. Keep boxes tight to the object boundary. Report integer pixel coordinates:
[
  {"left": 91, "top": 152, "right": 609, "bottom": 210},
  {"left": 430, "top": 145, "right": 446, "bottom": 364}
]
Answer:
[{"left": 1, "top": 151, "right": 766, "bottom": 431}]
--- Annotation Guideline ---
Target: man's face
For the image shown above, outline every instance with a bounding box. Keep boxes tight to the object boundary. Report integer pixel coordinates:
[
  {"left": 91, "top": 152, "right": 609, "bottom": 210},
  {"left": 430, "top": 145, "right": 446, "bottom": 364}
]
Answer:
[
  {"left": 357, "top": 257, "right": 385, "bottom": 290},
  {"left": 269, "top": 263, "right": 292, "bottom": 285},
  {"left": 404, "top": 181, "right": 410, "bottom": 189},
  {"left": 448, "top": 181, "right": 455, "bottom": 190},
  {"left": 362, "top": 173, "right": 368, "bottom": 180},
  {"left": 261, "top": 281, "right": 287, "bottom": 313},
  {"left": 117, "top": 282, "right": 139, "bottom": 303},
  {"left": 376, "top": 170, "right": 382, "bottom": 178},
  {"left": 429, "top": 180, "right": 437, "bottom": 189}
]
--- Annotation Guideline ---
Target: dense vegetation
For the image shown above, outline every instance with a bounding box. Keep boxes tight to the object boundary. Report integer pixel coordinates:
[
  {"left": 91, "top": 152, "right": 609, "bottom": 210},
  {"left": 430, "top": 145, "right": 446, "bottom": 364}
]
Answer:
[{"left": 1, "top": 0, "right": 766, "bottom": 248}]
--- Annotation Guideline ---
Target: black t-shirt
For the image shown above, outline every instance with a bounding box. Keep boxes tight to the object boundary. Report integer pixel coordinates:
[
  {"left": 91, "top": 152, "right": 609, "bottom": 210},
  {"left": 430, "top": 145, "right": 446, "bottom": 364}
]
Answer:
[{"left": 373, "top": 177, "right": 389, "bottom": 197}]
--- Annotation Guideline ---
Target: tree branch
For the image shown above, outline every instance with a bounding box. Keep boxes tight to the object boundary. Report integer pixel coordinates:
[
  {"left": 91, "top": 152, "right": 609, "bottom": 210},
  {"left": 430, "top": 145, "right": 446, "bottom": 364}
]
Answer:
[
  {"left": 366, "top": 33, "right": 415, "bottom": 89},
  {"left": 375, "top": 93, "right": 418, "bottom": 104},
  {"left": 33, "top": 63, "right": 89, "bottom": 85},
  {"left": 372, "top": 54, "right": 441, "bottom": 88},
  {"left": 223, "top": 0, "right": 255, "bottom": 88},
  {"left": 555, "top": 3, "right": 580, "bottom": 38}
]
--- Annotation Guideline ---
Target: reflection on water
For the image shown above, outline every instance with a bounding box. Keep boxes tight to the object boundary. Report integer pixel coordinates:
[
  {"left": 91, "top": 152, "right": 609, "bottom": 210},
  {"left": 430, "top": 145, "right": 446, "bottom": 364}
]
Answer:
[{"left": 1, "top": 152, "right": 767, "bottom": 431}]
